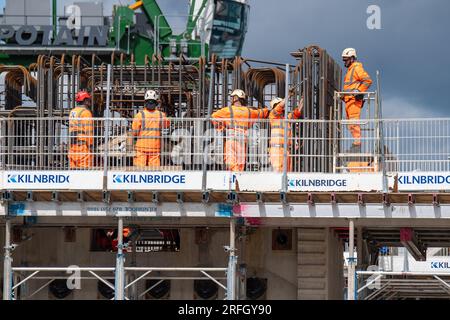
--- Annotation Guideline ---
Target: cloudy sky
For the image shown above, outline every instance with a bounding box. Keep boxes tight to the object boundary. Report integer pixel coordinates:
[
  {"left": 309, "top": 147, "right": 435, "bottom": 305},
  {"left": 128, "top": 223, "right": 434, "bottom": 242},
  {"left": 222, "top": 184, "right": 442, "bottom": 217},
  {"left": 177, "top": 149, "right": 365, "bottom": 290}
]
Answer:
[{"left": 1, "top": 0, "right": 449, "bottom": 118}]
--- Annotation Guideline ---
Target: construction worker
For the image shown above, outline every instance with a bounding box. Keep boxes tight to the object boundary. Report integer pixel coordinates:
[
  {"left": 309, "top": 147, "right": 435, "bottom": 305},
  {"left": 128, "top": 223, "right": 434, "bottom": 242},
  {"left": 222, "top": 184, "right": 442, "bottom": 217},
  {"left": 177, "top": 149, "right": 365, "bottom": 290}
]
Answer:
[
  {"left": 269, "top": 97, "right": 303, "bottom": 172},
  {"left": 132, "top": 90, "right": 170, "bottom": 167},
  {"left": 107, "top": 227, "right": 133, "bottom": 252},
  {"left": 69, "top": 91, "right": 94, "bottom": 169},
  {"left": 342, "top": 48, "right": 373, "bottom": 149},
  {"left": 211, "top": 89, "right": 270, "bottom": 171}
]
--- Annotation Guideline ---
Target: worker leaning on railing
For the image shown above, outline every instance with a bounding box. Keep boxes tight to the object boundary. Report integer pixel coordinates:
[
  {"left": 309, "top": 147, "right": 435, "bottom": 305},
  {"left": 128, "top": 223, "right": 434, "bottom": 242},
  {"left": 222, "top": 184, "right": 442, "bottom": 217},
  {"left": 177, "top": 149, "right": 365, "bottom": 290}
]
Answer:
[
  {"left": 69, "top": 91, "right": 94, "bottom": 169},
  {"left": 211, "top": 89, "right": 270, "bottom": 172},
  {"left": 131, "top": 90, "right": 170, "bottom": 168},
  {"left": 269, "top": 96, "right": 304, "bottom": 172}
]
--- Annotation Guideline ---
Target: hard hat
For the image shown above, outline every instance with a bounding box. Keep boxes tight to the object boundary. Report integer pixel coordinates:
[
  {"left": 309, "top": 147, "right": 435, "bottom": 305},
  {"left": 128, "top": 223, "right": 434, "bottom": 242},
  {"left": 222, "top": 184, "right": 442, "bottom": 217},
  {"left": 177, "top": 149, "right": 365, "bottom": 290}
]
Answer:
[
  {"left": 75, "top": 91, "right": 91, "bottom": 102},
  {"left": 230, "top": 89, "right": 246, "bottom": 99},
  {"left": 270, "top": 97, "right": 284, "bottom": 110},
  {"left": 145, "top": 90, "right": 159, "bottom": 101},
  {"left": 342, "top": 48, "right": 357, "bottom": 59},
  {"left": 123, "top": 227, "right": 131, "bottom": 238}
]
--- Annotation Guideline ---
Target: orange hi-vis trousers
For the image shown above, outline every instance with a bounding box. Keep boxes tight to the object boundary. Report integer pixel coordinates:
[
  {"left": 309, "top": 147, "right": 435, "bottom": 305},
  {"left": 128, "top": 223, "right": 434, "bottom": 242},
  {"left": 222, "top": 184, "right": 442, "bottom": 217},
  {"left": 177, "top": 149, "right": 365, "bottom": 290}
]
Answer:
[
  {"left": 69, "top": 144, "right": 93, "bottom": 169},
  {"left": 224, "top": 138, "right": 246, "bottom": 172},
  {"left": 134, "top": 149, "right": 161, "bottom": 167},
  {"left": 345, "top": 98, "right": 363, "bottom": 146},
  {"left": 270, "top": 148, "right": 291, "bottom": 172}
]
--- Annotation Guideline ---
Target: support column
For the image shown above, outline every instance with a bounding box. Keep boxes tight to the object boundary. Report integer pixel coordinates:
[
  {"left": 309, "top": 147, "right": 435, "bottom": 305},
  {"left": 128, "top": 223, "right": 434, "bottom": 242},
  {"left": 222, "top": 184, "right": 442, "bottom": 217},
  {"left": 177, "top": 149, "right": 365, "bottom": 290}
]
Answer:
[
  {"left": 115, "top": 217, "right": 125, "bottom": 300},
  {"left": 3, "top": 219, "right": 12, "bottom": 300},
  {"left": 226, "top": 218, "right": 237, "bottom": 300},
  {"left": 347, "top": 220, "right": 356, "bottom": 300}
]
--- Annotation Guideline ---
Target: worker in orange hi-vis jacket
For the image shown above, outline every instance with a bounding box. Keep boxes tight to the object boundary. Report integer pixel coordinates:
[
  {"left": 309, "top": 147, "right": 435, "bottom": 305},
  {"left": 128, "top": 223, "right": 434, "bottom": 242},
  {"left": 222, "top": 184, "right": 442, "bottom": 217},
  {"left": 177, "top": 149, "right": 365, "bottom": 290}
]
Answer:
[
  {"left": 211, "top": 89, "right": 270, "bottom": 171},
  {"left": 132, "top": 90, "right": 170, "bottom": 167},
  {"left": 341, "top": 48, "right": 373, "bottom": 150},
  {"left": 269, "top": 97, "right": 304, "bottom": 172},
  {"left": 69, "top": 91, "right": 94, "bottom": 169}
]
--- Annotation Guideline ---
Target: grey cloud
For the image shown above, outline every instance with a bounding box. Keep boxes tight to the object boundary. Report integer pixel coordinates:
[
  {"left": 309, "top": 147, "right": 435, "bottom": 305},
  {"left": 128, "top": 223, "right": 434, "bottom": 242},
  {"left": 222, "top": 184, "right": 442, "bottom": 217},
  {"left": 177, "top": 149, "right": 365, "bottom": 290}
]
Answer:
[{"left": 242, "top": 0, "right": 450, "bottom": 117}]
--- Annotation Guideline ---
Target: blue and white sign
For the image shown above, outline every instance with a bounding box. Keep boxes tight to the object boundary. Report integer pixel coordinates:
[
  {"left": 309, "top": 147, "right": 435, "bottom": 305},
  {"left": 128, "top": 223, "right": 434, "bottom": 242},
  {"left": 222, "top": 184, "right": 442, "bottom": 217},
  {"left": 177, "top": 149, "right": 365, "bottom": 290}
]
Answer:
[
  {"left": 397, "top": 172, "right": 450, "bottom": 191},
  {"left": 287, "top": 173, "right": 383, "bottom": 192},
  {"left": 388, "top": 256, "right": 450, "bottom": 273},
  {"left": 431, "top": 261, "right": 450, "bottom": 269},
  {"left": 3, "top": 171, "right": 103, "bottom": 190},
  {"left": 107, "top": 171, "right": 203, "bottom": 190}
]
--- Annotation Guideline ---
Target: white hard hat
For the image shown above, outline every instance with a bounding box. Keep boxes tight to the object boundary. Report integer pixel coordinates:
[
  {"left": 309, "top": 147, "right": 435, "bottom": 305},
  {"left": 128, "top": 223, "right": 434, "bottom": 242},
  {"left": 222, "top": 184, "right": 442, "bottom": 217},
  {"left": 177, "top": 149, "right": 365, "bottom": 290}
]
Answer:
[
  {"left": 230, "top": 89, "right": 246, "bottom": 99},
  {"left": 342, "top": 48, "right": 357, "bottom": 59},
  {"left": 144, "top": 90, "right": 159, "bottom": 101},
  {"left": 270, "top": 97, "right": 284, "bottom": 110}
]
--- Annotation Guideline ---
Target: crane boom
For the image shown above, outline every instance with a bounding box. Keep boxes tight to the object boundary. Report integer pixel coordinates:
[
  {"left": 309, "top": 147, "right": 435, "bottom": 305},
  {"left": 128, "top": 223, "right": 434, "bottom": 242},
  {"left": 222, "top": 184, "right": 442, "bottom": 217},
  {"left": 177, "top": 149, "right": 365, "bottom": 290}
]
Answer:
[{"left": 129, "top": 0, "right": 172, "bottom": 39}]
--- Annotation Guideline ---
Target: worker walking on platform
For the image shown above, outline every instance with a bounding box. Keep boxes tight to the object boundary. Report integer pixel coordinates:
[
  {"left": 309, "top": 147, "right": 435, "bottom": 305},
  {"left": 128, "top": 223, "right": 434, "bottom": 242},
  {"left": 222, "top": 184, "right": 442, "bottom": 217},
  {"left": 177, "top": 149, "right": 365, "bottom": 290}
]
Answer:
[
  {"left": 342, "top": 48, "right": 372, "bottom": 149},
  {"left": 69, "top": 91, "right": 94, "bottom": 169},
  {"left": 132, "top": 90, "right": 170, "bottom": 167},
  {"left": 211, "top": 89, "right": 269, "bottom": 171},
  {"left": 269, "top": 97, "right": 303, "bottom": 172}
]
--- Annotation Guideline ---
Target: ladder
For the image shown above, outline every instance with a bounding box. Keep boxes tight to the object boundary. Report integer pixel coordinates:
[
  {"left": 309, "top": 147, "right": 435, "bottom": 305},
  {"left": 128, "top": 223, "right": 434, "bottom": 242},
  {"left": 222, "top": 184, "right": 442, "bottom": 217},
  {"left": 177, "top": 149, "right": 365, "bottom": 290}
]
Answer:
[{"left": 332, "top": 75, "right": 383, "bottom": 173}]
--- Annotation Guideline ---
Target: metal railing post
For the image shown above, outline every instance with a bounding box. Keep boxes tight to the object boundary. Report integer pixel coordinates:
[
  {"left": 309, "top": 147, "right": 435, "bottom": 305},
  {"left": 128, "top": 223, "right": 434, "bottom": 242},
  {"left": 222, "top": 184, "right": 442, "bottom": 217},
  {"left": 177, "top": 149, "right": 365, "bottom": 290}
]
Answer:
[
  {"left": 202, "top": 62, "right": 216, "bottom": 191},
  {"left": 103, "top": 64, "right": 112, "bottom": 189},
  {"left": 332, "top": 92, "right": 338, "bottom": 173},
  {"left": 282, "top": 64, "right": 290, "bottom": 192},
  {"left": 3, "top": 218, "right": 13, "bottom": 300},
  {"left": 376, "top": 71, "right": 388, "bottom": 192},
  {"left": 115, "top": 217, "right": 125, "bottom": 300},
  {"left": 226, "top": 218, "right": 237, "bottom": 300}
]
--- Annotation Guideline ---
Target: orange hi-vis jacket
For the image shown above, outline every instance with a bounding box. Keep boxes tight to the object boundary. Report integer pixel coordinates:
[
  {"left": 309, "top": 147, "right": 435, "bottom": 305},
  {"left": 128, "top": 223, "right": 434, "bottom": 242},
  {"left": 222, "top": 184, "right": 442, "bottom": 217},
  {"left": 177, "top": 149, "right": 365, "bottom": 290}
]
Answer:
[
  {"left": 343, "top": 62, "right": 372, "bottom": 103},
  {"left": 212, "top": 105, "right": 269, "bottom": 171},
  {"left": 269, "top": 103, "right": 302, "bottom": 148},
  {"left": 69, "top": 106, "right": 94, "bottom": 145},
  {"left": 211, "top": 105, "right": 269, "bottom": 136},
  {"left": 132, "top": 109, "right": 170, "bottom": 152}
]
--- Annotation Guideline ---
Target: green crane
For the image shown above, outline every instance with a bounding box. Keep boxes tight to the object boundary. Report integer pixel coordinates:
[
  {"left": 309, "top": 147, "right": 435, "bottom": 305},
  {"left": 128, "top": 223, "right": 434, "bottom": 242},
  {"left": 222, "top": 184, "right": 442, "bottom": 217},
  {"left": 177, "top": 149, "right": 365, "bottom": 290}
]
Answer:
[{"left": 0, "top": 0, "right": 250, "bottom": 66}]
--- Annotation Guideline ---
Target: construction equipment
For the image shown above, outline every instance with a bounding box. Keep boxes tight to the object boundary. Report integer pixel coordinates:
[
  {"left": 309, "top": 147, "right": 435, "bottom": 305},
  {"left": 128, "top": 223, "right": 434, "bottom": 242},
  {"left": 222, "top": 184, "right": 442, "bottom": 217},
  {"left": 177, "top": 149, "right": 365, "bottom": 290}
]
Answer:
[{"left": 0, "top": 0, "right": 250, "bottom": 65}]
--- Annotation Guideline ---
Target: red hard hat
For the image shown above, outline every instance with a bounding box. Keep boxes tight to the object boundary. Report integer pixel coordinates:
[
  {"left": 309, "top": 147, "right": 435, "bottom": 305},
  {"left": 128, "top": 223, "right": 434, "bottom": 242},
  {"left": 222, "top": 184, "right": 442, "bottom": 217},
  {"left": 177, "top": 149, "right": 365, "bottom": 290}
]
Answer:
[
  {"left": 75, "top": 91, "right": 91, "bottom": 102},
  {"left": 123, "top": 227, "right": 131, "bottom": 238}
]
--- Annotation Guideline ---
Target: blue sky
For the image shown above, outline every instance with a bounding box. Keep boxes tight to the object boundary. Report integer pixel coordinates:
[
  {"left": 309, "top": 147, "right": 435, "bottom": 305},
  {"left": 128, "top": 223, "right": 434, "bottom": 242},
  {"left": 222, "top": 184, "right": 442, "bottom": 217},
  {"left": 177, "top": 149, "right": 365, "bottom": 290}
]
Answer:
[{"left": 1, "top": 0, "right": 449, "bottom": 118}]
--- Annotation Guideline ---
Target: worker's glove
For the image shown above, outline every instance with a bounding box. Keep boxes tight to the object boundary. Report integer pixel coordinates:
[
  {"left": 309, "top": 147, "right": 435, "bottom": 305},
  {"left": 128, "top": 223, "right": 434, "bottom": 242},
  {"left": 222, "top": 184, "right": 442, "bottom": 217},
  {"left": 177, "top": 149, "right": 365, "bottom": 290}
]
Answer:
[{"left": 288, "top": 88, "right": 295, "bottom": 97}]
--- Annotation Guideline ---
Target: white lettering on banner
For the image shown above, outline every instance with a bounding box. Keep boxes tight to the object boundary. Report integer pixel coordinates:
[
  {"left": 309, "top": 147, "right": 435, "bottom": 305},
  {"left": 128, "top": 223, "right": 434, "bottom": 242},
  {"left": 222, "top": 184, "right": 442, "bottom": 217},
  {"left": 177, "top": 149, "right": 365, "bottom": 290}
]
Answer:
[
  {"left": 397, "top": 172, "right": 450, "bottom": 191},
  {"left": 3, "top": 171, "right": 103, "bottom": 190},
  {"left": 287, "top": 173, "right": 383, "bottom": 192},
  {"left": 107, "top": 171, "right": 202, "bottom": 190}
]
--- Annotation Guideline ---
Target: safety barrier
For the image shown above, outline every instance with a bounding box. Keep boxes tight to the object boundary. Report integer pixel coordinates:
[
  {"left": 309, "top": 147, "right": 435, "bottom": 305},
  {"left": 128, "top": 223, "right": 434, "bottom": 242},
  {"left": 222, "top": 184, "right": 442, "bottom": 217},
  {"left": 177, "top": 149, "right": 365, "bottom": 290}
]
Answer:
[{"left": 0, "top": 117, "right": 449, "bottom": 174}]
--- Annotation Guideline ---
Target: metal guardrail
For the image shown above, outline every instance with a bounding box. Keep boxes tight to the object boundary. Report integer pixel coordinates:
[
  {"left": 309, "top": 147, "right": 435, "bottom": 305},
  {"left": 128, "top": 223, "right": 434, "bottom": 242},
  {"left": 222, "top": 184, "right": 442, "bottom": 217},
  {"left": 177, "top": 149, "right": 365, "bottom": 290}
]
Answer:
[{"left": 0, "top": 117, "right": 449, "bottom": 173}]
